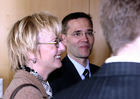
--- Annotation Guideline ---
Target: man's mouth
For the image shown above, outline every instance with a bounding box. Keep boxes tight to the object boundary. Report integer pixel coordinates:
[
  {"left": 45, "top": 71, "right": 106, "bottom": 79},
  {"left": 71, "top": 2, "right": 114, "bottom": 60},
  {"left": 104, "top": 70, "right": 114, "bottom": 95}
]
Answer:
[{"left": 80, "top": 45, "right": 89, "bottom": 48}]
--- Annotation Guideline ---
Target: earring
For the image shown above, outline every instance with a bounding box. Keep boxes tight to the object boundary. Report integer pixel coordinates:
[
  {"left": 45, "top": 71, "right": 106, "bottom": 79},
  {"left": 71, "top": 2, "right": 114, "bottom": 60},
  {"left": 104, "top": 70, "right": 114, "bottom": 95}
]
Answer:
[{"left": 33, "top": 58, "right": 37, "bottom": 64}]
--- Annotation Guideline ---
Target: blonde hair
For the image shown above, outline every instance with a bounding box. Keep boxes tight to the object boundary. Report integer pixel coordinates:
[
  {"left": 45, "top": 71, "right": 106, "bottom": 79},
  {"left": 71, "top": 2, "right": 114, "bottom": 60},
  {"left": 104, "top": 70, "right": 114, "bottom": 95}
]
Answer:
[{"left": 8, "top": 12, "right": 61, "bottom": 71}]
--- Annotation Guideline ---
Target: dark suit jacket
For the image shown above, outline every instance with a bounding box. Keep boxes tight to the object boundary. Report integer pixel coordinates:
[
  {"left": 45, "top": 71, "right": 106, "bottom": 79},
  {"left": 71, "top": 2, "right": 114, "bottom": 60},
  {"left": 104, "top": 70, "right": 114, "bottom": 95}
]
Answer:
[
  {"left": 48, "top": 56, "right": 99, "bottom": 95},
  {"left": 53, "top": 62, "right": 140, "bottom": 99}
]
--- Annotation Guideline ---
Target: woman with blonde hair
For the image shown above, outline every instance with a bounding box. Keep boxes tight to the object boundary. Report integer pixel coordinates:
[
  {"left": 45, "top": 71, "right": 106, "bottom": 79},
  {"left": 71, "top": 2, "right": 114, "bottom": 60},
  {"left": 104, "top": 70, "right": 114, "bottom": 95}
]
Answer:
[{"left": 3, "top": 12, "right": 65, "bottom": 99}]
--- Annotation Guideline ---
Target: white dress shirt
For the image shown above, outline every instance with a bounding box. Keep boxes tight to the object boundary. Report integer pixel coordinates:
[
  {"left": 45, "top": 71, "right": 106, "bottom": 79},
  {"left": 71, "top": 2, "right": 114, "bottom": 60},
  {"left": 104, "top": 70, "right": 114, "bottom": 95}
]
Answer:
[
  {"left": 68, "top": 55, "right": 91, "bottom": 80},
  {"left": 105, "top": 55, "right": 140, "bottom": 63}
]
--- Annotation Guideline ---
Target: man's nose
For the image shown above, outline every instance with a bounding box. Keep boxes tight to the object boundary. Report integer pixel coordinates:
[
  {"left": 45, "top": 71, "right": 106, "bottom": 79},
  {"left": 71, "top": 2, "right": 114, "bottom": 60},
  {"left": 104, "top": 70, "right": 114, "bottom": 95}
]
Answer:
[{"left": 81, "top": 33, "right": 88, "bottom": 41}]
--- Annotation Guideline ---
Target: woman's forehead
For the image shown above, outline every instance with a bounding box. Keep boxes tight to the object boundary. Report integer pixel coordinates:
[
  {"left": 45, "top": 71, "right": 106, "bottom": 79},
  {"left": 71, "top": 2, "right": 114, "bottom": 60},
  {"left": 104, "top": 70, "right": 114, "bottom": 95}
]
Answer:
[{"left": 38, "top": 29, "right": 57, "bottom": 42}]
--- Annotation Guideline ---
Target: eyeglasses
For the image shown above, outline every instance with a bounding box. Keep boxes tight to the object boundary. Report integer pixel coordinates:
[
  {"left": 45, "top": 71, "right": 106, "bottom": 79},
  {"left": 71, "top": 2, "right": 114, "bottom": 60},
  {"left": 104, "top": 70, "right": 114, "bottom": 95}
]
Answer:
[
  {"left": 37, "top": 38, "right": 61, "bottom": 48},
  {"left": 71, "top": 30, "right": 95, "bottom": 37}
]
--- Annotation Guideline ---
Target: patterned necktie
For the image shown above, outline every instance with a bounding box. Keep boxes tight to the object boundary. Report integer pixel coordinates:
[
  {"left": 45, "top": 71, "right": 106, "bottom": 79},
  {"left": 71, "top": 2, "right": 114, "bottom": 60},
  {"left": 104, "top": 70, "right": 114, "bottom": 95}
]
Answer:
[{"left": 83, "top": 69, "right": 89, "bottom": 79}]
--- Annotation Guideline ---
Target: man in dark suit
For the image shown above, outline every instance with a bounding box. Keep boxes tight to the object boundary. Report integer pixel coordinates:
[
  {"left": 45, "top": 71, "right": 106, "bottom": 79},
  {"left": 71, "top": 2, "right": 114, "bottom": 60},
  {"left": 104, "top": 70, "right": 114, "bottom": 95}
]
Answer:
[
  {"left": 52, "top": 0, "right": 140, "bottom": 99},
  {"left": 48, "top": 12, "right": 100, "bottom": 95}
]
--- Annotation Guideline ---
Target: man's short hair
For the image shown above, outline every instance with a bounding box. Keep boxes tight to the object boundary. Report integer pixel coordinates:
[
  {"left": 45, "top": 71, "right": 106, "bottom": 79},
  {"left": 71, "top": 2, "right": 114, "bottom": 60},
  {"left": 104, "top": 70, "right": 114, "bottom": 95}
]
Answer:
[
  {"left": 62, "top": 12, "right": 93, "bottom": 34},
  {"left": 100, "top": 0, "right": 140, "bottom": 55}
]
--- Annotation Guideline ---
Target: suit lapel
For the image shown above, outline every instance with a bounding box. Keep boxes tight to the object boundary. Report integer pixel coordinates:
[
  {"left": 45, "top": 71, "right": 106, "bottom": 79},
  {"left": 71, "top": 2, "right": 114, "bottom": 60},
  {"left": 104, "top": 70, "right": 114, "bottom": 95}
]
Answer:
[
  {"left": 89, "top": 63, "right": 100, "bottom": 75},
  {"left": 62, "top": 56, "right": 82, "bottom": 82}
]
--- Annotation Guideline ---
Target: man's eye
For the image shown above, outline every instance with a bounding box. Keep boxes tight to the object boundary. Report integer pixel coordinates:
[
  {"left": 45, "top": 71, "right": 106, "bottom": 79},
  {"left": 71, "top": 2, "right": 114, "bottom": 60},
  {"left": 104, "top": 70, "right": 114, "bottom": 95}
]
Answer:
[
  {"left": 86, "top": 31, "right": 93, "bottom": 36},
  {"left": 73, "top": 32, "right": 81, "bottom": 36}
]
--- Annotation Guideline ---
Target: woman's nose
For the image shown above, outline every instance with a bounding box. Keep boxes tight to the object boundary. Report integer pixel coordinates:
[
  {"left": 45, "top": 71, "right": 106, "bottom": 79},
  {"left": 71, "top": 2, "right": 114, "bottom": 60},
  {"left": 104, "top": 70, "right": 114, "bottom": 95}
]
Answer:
[{"left": 58, "top": 42, "right": 65, "bottom": 52}]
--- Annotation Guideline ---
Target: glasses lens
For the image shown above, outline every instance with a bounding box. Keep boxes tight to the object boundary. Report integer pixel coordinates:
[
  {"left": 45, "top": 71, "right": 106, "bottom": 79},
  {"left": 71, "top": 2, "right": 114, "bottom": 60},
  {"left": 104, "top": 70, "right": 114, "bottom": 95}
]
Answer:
[{"left": 55, "top": 38, "right": 62, "bottom": 47}]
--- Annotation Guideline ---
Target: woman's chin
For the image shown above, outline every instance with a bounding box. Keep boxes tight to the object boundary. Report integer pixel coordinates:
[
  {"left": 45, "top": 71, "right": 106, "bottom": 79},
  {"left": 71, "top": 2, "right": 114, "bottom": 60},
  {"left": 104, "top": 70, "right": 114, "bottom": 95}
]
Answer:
[
  {"left": 57, "top": 62, "right": 62, "bottom": 68},
  {"left": 54, "top": 62, "right": 62, "bottom": 69}
]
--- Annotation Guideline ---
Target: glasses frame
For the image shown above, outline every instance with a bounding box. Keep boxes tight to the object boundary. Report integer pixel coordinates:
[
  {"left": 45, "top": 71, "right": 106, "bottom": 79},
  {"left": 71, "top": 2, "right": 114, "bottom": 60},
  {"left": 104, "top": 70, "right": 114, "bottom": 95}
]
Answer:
[
  {"left": 37, "top": 38, "right": 61, "bottom": 48},
  {"left": 70, "top": 29, "right": 96, "bottom": 37}
]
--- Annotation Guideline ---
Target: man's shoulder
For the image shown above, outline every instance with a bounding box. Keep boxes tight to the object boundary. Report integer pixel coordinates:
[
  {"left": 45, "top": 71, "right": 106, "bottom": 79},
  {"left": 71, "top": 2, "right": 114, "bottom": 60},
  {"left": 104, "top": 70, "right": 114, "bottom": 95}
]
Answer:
[
  {"left": 89, "top": 63, "right": 100, "bottom": 74},
  {"left": 61, "top": 56, "right": 71, "bottom": 64},
  {"left": 90, "top": 63, "right": 100, "bottom": 68},
  {"left": 48, "top": 56, "right": 73, "bottom": 80}
]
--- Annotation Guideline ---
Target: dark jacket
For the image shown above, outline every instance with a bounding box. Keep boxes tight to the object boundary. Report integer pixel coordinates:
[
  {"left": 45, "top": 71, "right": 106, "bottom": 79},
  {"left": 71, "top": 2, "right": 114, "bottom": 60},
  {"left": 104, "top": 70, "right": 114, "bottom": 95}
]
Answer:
[
  {"left": 48, "top": 56, "right": 100, "bottom": 95},
  {"left": 53, "top": 62, "right": 140, "bottom": 99}
]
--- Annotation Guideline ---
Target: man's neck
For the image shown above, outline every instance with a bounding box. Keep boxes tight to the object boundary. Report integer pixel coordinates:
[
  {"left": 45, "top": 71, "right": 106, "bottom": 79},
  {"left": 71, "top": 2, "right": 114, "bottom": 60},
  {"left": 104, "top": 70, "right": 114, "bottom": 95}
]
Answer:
[
  {"left": 115, "top": 37, "right": 140, "bottom": 58},
  {"left": 68, "top": 54, "right": 88, "bottom": 67}
]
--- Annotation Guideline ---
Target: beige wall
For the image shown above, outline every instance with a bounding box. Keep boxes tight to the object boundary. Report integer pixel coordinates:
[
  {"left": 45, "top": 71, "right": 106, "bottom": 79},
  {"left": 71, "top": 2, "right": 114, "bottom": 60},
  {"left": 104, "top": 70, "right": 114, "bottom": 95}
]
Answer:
[
  {"left": 0, "top": 0, "right": 31, "bottom": 93},
  {"left": 28, "top": 0, "right": 89, "bottom": 19},
  {"left": 89, "top": 0, "right": 110, "bottom": 65},
  {"left": 0, "top": 0, "right": 110, "bottom": 93}
]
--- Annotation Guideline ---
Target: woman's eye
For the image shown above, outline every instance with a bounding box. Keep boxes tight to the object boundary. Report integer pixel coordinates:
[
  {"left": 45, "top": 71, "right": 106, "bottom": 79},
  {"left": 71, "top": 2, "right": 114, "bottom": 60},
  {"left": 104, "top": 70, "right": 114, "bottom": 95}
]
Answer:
[{"left": 55, "top": 38, "right": 61, "bottom": 45}]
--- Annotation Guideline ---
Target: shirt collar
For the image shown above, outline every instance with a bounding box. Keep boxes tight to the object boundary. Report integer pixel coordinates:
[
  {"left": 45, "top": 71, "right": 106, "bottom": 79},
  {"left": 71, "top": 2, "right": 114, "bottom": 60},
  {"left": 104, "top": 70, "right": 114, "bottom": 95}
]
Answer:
[
  {"left": 105, "top": 55, "right": 140, "bottom": 63},
  {"left": 68, "top": 55, "right": 90, "bottom": 80}
]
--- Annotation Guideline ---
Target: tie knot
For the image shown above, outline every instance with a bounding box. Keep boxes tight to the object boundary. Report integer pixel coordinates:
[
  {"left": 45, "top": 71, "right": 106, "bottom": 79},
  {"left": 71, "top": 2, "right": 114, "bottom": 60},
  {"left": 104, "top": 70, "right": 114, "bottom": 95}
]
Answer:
[{"left": 83, "top": 69, "right": 89, "bottom": 79}]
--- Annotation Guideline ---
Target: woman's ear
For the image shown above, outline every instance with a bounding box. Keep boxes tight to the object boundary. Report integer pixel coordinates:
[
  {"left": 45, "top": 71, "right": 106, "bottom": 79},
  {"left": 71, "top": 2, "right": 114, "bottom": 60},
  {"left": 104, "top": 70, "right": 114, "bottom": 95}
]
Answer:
[
  {"left": 28, "top": 51, "right": 35, "bottom": 59},
  {"left": 27, "top": 51, "right": 37, "bottom": 63}
]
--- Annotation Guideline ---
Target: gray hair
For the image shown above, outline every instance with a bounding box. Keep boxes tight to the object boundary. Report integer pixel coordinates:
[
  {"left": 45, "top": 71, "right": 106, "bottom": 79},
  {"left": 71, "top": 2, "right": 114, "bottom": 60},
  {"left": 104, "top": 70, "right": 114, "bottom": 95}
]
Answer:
[{"left": 100, "top": 0, "right": 140, "bottom": 55}]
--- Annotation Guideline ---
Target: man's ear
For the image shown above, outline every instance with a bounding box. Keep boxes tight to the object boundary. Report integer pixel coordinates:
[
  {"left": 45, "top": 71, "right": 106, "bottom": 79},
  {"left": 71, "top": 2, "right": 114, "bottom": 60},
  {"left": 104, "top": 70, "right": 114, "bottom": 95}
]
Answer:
[{"left": 61, "top": 34, "right": 67, "bottom": 46}]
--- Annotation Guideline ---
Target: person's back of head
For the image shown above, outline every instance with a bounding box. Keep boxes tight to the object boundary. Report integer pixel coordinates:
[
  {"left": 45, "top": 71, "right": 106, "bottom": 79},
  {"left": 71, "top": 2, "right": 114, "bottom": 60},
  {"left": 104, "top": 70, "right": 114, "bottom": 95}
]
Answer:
[{"left": 100, "top": 0, "right": 140, "bottom": 55}]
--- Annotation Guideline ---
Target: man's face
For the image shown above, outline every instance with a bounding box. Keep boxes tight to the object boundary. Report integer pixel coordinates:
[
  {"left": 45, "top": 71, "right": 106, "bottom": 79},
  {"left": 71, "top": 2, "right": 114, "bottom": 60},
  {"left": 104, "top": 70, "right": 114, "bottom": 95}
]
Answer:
[{"left": 62, "top": 18, "right": 94, "bottom": 60}]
